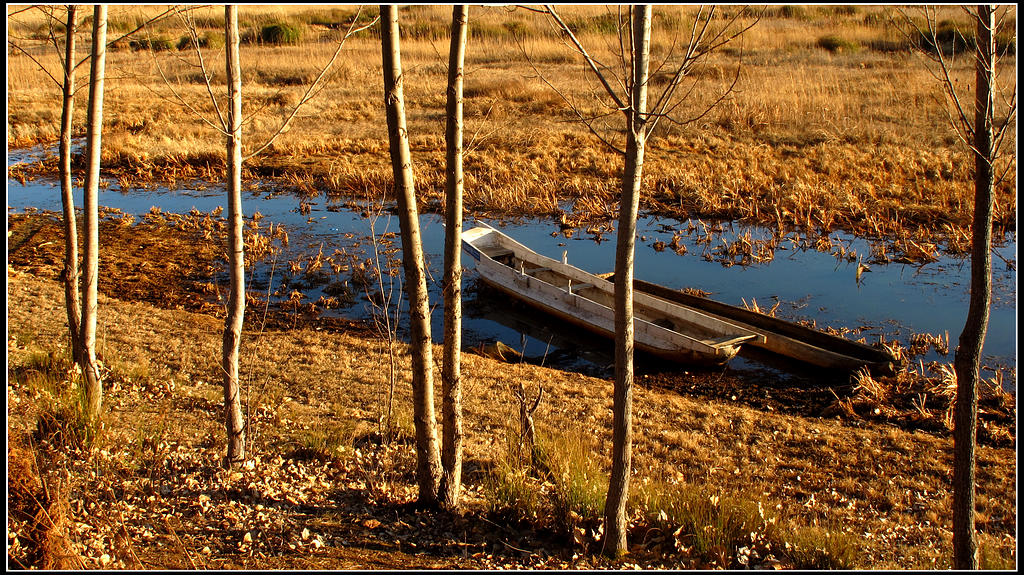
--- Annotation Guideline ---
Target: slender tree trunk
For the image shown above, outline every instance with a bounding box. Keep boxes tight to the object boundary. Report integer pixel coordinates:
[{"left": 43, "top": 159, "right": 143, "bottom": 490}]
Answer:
[
  {"left": 951, "top": 5, "right": 995, "bottom": 569},
  {"left": 439, "top": 4, "right": 469, "bottom": 510},
  {"left": 380, "top": 4, "right": 441, "bottom": 505},
  {"left": 80, "top": 4, "right": 107, "bottom": 419},
  {"left": 604, "top": 5, "right": 651, "bottom": 558},
  {"left": 59, "top": 5, "right": 82, "bottom": 362},
  {"left": 221, "top": 4, "right": 247, "bottom": 466}
]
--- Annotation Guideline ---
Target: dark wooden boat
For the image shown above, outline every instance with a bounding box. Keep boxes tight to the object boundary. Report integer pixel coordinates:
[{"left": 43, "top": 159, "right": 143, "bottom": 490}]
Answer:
[{"left": 600, "top": 273, "right": 898, "bottom": 374}]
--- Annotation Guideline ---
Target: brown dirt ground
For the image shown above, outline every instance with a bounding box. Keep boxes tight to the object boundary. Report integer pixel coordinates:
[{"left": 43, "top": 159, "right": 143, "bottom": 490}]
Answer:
[{"left": 6, "top": 211, "right": 1018, "bottom": 569}]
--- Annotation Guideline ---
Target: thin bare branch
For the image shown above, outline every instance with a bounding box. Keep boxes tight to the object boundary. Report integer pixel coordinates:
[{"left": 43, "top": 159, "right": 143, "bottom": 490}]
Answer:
[
  {"left": 544, "top": 5, "right": 628, "bottom": 113},
  {"left": 926, "top": 8, "right": 973, "bottom": 136},
  {"left": 245, "top": 10, "right": 381, "bottom": 160},
  {"left": 618, "top": 6, "right": 629, "bottom": 93},
  {"left": 649, "top": 58, "right": 742, "bottom": 134},
  {"left": 517, "top": 34, "right": 626, "bottom": 155},
  {"left": 6, "top": 5, "right": 37, "bottom": 18},
  {"left": 510, "top": 5, "right": 550, "bottom": 15},
  {"left": 175, "top": 6, "right": 228, "bottom": 131},
  {"left": 992, "top": 154, "right": 1017, "bottom": 188},
  {"left": 646, "top": 6, "right": 759, "bottom": 135},
  {"left": 141, "top": 8, "right": 228, "bottom": 135},
  {"left": 7, "top": 40, "right": 64, "bottom": 87},
  {"left": 71, "top": 5, "right": 182, "bottom": 70},
  {"left": 991, "top": 98, "right": 1017, "bottom": 157}
]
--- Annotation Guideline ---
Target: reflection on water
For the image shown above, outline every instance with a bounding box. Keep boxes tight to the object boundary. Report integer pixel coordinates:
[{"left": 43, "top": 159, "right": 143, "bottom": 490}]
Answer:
[
  {"left": 463, "top": 280, "right": 616, "bottom": 376},
  {"left": 6, "top": 149, "right": 1017, "bottom": 390}
]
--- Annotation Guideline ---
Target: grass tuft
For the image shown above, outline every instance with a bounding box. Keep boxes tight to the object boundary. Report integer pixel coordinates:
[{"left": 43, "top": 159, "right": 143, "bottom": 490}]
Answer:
[
  {"left": 292, "top": 418, "right": 357, "bottom": 461},
  {"left": 634, "top": 479, "right": 858, "bottom": 569},
  {"left": 483, "top": 423, "right": 545, "bottom": 521},
  {"left": 15, "top": 350, "right": 103, "bottom": 453},
  {"left": 176, "top": 33, "right": 224, "bottom": 51},
  {"left": 258, "top": 22, "right": 303, "bottom": 45},
  {"left": 817, "top": 34, "right": 862, "bottom": 53},
  {"left": 128, "top": 36, "right": 175, "bottom": 52},
  {"left": 535, "top": 426, "right": 608, "bottom": 532}
]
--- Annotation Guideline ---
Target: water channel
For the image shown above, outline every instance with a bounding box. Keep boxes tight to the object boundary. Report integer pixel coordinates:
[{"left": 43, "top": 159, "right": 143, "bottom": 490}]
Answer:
[{"left": 7, "top": 147, "right": 1017, "bottom": 391}]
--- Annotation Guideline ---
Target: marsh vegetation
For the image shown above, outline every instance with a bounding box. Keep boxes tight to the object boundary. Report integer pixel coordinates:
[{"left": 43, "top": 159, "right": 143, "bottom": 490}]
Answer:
[
  {"left": 8, "top": 5, "right": 1016, "bottom": 259},
  {"left": 6, "top": 4, "right": 1017, "bottom": 570}
]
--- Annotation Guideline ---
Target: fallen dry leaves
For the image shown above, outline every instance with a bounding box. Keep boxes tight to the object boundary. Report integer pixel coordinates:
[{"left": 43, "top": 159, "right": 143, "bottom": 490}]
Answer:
[{"left": 6, "top": 212, "right": 1017, "bottom": 570}]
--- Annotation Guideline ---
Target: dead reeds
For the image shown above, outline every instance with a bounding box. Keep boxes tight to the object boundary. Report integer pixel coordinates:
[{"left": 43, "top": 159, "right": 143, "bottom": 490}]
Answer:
[{"left": 8, "top": 5, "right": 1015, "bottom": 263}]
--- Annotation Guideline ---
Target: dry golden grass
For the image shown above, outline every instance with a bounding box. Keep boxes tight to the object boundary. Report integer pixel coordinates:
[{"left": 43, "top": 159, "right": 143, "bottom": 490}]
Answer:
[
  {"left": 6, "top": 5, "right": 1017, "bottom": 259},
  {"left": 7, "top": 262, "right": 1017, "bottom": 569},
  {"left": 5, "top": 210, "right": 1018, "bottom": 568},
  {"left": 7, "top": 5, "right": 1018, "bottom": 568}
]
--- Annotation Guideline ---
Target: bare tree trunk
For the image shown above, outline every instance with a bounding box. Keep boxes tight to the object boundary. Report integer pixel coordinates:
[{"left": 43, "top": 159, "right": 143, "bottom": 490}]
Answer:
[
  {"left": 952, "top": 5, "right": 995, "bottom": 569},
  {"left": 221, "top": 4, "right": 247, "bottom": 466},
  {"left": 80, "top": 4, "right": 107, "bottom": 419},
  {"left": 439, "top": 4, "right": 469, "bottom": 511},
  {"left": 604, "top": 5, "right": 651, "bottom": 558},
  {"left": 380, "top": 4, "right": 441, "bottom": 505},
  {"left": 59, "top": 5, "right": 82, "bottom": 362}
]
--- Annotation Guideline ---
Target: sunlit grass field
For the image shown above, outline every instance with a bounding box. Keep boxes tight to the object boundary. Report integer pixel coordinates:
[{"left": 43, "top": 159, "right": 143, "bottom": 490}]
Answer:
[
  {"left": 7, "top": 5, "right": 1018, "bottom": 257},
  {"left": 6, "top": 5, "right": 1019, "bottom": 569}
]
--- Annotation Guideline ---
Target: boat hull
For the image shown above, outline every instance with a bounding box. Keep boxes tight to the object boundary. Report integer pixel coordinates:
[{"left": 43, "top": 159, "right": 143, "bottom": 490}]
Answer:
[
  {"left": 463, "top": 226, "right": 762, "bottom": 367},
  {"left": 602, "top": 274, "right": 897, "bottom": 374}
]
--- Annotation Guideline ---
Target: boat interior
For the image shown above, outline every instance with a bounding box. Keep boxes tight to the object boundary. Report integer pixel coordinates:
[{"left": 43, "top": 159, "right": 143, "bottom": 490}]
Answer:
[{"left": 478, "top": 242, "right": 748, "bottom": 347}]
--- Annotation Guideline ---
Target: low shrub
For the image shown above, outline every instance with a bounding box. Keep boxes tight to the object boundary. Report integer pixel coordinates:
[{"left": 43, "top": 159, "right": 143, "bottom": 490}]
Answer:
[
  {"left": 259, "top": 22, "right": 303, "bottom": 45},
  {"left": 823, "top": 5, "right": 860, "bottom": 17},
  {"left": 866, "top": 38, "right": 908, "bottom": 53},
  {"left": 176, "top": 33, "right": 225, "bottom": 51},
  {"left": 817, "top": 34, "right": 862, "bottom": 54},
  {"left": 403, "top": 19, "right": 449, "bottom": 40},
  {"left": 564, "top": 12, "right": 623, "bottom": 35},
  {"left": 128, "top": 36, "right": 174, "bottom": 52},
  {"left": 501, "top": 20, "right": 529, "bottom": 38},
  {"left": 915, "top": 20, "right": 976, "bottom": 57},
  {"left": 776, "top": 5, "right": 811, "bottom": 20}
]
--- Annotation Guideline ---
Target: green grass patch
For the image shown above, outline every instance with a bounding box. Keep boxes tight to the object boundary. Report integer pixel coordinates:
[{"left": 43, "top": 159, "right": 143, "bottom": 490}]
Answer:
[
  {"left": 817, "top": 34, "right": 862, "bottom": 54},
  {"left": 633, "top": 479, "right": 859, "bottom": 569},
  {"left": 773, "top": 5, "right": 812, "bottom": 21},
  {"left": 292, "top": 418, "right": 357, "bottom": 461},
  {"left": 783, "top": 524, "right": 859, "bottom": 569},
  {"left": 258, "top": 22, "right": 303, "bottom": 45},
  {"left": 565, "top": 11, "right": 624, "bottom": 36},
  {"left": 535, "top": 426, "right": 608, "bottom": 531},
  {"left": 913, "top": 20, "right": 976, "bottom": 57},
  {"left": 128, "top": 36, "right": 175, "bottom": 52},
  {"left": 482, "top": 423, "right": 545, "bottom": 521},
  {"left": 15, "top": 349, "right": 103, "bottom": 452},
  {"left": 176, "top": 33, "right": 224, "bottom": 51},
  {"left": 979, "top": 535, "right": 1017, "bottom": 570},
  {"left": 483, "top": 420, "right": 607, "bottom": 531}
]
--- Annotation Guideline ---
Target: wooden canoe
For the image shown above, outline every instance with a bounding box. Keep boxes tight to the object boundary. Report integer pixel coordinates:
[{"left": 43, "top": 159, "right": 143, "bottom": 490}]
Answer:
[
  {"left": 462, "top": 225, "right": 763, "bottom": 366},
  {"left": 600, "top": 273, "right": 898, "bottom": 374}
]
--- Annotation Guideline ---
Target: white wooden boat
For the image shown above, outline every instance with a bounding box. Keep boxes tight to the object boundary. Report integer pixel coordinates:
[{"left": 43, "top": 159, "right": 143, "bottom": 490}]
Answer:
[{"left": 462, "top": 225, "right": 763, "bottom": 366}]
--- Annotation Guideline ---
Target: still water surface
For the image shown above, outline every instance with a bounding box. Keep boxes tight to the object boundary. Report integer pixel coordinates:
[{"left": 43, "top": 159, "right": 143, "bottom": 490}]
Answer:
[{"left": 7, "top": 148, "right": 1017, "bottom": 389}]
